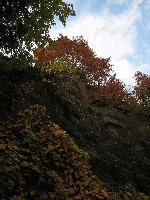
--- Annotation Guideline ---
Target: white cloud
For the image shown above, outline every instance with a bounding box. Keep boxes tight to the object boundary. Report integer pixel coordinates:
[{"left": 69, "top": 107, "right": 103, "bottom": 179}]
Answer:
[
  {"left": 112, "top": 59, "right": 136, "bottom": 85},
  {"left": 107, "top": 0, "right": 129, "bottom": 5},
  {"left": 49, "top": 0, "right": 147, "bottom": 85}
]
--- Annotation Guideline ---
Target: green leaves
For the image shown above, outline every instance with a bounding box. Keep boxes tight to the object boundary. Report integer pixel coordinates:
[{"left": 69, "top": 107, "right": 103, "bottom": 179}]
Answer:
[{"left": 0, "top": 0, "right": 75, "bottom": 54}]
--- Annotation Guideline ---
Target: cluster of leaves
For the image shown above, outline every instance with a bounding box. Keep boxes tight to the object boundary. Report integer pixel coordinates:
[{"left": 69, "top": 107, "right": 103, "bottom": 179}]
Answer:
[
  {"left": 96, "top": 75, "right": 136, "bottom": 107},
  {"left": 0, "top": 0, "right": 75, "bottom": 53},
  {"left": 34, "top": 35, "right": 112, "bottom": 85},
  {"left": 34, "top": 35, "right": 138, "bottom": 108},
  {"left": 133, "top": 71, "right": 150, "bottom": 107},
  {"left": 0, "top": 104, "right": 112, "bottom": 199},
  {"left": 110, "top": 184, "right": 149, "bottom": 200},
  {"left": 34, "top": 35, "right": 150, "bottom": 108}
]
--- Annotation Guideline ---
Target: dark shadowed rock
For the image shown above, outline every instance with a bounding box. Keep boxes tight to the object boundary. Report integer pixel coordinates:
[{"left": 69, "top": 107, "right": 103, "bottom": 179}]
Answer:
[{"left": 1, "top": 68, "right": 150, "bottom": 197}]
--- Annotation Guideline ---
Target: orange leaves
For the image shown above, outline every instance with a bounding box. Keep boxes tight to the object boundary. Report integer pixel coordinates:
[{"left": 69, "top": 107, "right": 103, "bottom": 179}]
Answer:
[
  {"left": 34, "top": 46, "right": 55, "bottom": 63},
  {"left": 99, "top": 71, "right": 150, "bottom": 108},
  {"left": 34, "top": 35, "right": 112, "bottom": 85},
  {"left": 102, "top": 76, "right": 131, "bottom": 105},
  {"left": 34, "top": 34, "right": 150, "bottom": 109},
  {"left": 133, "top": 71, "right": 150, "bottom": 106},
  {"left": 34, "top": 34, "right": 138, "bottom": 108}
]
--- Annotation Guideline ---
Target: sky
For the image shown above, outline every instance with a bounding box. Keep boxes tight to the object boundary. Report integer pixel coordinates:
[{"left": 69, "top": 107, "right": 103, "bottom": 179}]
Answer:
[{"left": 50, "top": 0, "right": 150, "bottom": 86}]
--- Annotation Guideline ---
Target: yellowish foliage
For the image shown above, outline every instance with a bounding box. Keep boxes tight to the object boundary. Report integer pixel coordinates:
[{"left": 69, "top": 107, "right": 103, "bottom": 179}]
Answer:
[
  {"left": 0, "top": 104, "right": 109, "bottom": 199},
  {"left": 0, "top": 104, "right": 149, "bottom": 199}
]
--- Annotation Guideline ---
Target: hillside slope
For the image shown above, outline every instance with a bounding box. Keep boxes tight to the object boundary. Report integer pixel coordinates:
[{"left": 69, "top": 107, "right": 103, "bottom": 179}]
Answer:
[
  {"left": 29, "top": 71, "right": 150, "bottom": 194},
  {"left": 0, "top": 67, "right": 150, "bottom": 199}
]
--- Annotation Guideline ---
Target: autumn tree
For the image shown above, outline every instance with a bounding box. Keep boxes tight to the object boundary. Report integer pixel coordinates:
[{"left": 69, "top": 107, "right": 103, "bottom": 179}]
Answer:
[
  {"left": 133, "top": 71, "right": 150, "bottom": 106},
  {"left": 97, "top": 75, "right": 133, "bottom": 106},
  {"left": 34, "top": 35, "right": 136, "bottom": 107},
  {"left": 34, "top": 35, "right": 112, "bottom": 85}
]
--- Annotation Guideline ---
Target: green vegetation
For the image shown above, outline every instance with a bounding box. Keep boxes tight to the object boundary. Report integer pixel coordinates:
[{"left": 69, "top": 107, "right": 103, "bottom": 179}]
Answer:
[{"left": 0, "top": 0, "right": 75, "bottom": 53}]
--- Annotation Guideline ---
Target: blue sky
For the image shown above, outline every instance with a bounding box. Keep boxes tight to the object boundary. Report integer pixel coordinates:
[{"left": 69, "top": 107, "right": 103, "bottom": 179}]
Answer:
[{"left": 50, "top": 0, "right": 150, "bottom": 86}]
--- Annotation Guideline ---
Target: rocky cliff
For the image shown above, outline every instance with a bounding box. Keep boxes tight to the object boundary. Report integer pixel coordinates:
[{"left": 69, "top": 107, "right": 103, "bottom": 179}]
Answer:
[{"left": 0, "top": 67, "right": 150, "bottom": 199}]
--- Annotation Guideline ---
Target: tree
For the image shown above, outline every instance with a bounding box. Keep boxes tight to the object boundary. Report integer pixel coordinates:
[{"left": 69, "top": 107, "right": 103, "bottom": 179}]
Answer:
[
  {"left": 98, "top": 75, "right": 132, "bottom": 106},
  {"left": 34, "top": 35, "right": 112, "bottom": 85},
  {"left": 35, "top": 35, "right": 139, "bottom": 107},
  {"left": 0, "top": 0, "right": 75, "bottom": 53},
  {"left": 133, "top": 71, "right": 150, "bottom": 106}
]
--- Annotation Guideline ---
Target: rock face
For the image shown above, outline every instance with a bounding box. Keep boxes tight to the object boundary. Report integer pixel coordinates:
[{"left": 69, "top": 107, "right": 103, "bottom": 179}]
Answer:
[
  {"left": 25, "top": 75, "right": 150, "bottom": 195},
  {"left": 0, "top": 68, "right": 150, "bottom": 198}
]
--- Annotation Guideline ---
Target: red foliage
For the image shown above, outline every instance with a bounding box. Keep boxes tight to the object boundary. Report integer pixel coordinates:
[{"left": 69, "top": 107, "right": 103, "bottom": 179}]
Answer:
[
  {"left": 133, "top": 71, "right": 150, "bottom": 106},
  {"left": 97, "top": 75, "right": 133, "bottom": 106},
  {"left": 34, "top": 35, "right": 112, "bottom": 85},
  {"left": 34, "top": 35, "right": 141, "bottom": 107}
]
